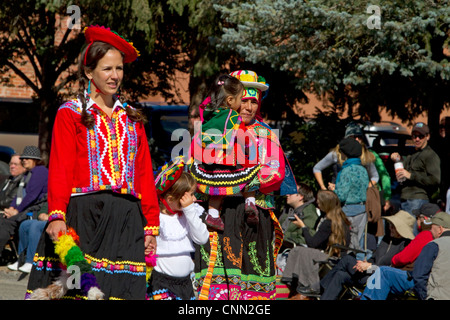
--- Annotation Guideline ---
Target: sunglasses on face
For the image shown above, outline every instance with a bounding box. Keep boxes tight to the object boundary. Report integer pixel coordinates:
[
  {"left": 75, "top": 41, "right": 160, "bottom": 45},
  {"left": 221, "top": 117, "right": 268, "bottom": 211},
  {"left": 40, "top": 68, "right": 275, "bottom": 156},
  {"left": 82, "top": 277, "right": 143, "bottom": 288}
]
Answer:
[{"left": 412, "top": 134, "right": 425, "bottom": 140}]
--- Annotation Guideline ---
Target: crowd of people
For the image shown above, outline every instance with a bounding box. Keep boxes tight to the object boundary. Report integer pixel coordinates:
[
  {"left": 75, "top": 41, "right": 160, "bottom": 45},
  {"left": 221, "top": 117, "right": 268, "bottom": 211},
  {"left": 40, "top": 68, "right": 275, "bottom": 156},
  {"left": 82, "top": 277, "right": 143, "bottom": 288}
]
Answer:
[{"left": 0, "top": 24, "right": 448, "bottom": 302}]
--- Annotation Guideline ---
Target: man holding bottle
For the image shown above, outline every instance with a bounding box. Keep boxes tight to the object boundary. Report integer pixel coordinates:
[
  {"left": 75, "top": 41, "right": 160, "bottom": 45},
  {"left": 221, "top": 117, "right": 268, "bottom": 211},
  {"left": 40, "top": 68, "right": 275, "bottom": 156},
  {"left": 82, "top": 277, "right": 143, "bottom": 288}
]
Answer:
[{"left": 391, "top": 122, "right": 441, "bottom": 221}]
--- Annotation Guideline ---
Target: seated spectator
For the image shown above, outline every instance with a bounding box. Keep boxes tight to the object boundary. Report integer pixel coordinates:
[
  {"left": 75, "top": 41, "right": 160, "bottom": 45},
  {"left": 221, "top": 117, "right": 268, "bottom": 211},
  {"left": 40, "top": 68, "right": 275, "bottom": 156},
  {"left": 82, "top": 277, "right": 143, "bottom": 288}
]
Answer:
[
  {"left": 0, "top": 146, "right": 48, "bottom": 263},
  {"left": 360, "top": 203, "right": 439, "bottom": 300},
  {"left": 0, "top": 154, "right": 26, "bottom": 211},
  {"left": 8, "top": 202, "right": 49, "bottom": 273},
  {"left": 411, "top": 212, "right": 450, "bottom": 300},
  {"left": 281, "top": 190, "right": 351, "bottom": 300},
  {"left": 278, "top": 181, "right": 319, "bottom": 248},
  {"left": 320, "top": 210, "right": 415, "bottom": 300}
]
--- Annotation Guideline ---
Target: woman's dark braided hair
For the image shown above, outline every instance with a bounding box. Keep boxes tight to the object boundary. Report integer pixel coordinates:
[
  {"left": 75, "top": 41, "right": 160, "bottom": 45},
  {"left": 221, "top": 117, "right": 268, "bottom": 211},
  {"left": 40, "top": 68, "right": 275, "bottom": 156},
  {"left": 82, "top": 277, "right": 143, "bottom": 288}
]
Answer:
[{"left": 77, "top": 41, "right": 145, "bottom": 128}]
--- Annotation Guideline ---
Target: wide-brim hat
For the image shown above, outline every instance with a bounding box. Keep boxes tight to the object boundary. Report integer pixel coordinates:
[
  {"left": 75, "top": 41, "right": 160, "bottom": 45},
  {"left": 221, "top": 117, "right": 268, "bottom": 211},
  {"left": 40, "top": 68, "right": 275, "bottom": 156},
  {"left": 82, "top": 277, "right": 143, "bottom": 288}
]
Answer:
[
  {"left": 230, "top": 70, "right": 269, "bottom": 92},
  {"left": 84, "top": 25, "right": 140, "bottom": 63},
  {"left": 20, "top": 146, "right": 41, "bottom": 160},
  {"left": 155, "top": 156, "right": 185, "bottom": 195},
  {"left": 383, "top": 210, "right": 416, "bottom": 240}
]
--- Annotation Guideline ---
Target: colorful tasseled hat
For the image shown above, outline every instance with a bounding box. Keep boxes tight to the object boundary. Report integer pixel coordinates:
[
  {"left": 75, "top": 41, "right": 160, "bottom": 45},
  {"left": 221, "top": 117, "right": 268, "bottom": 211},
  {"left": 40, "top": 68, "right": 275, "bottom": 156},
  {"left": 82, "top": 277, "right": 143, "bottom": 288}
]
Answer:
[
  {"left": 155, "top": 156, "right": 185, "bottom": 195},
  {"left": 83, "top": 25, "right": 140, "bottom": 64},
  {"left": 230, "top": 70, "right": 269, "bottom": 121},
  {"left": 230, "top": 70, "right": 269, "bottom": 92}
]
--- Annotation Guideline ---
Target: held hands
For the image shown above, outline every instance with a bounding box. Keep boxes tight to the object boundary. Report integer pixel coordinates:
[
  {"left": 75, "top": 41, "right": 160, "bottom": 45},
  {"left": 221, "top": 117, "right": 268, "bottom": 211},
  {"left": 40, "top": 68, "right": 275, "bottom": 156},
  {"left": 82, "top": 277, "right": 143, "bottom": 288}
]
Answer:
[{"left": 145, "top": 235, "right": 157, "bottom": 255}]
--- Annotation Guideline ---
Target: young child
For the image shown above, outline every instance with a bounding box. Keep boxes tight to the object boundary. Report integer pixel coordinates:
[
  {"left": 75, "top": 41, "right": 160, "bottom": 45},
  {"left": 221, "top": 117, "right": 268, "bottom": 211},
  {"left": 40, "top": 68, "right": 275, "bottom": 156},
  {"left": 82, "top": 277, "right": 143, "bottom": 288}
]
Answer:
[
  {"left": 189, "top": 74, "right": 261, "bottom": 231},
  {"left": 148, "top": 156, "right": 209, "bottom": 300}
]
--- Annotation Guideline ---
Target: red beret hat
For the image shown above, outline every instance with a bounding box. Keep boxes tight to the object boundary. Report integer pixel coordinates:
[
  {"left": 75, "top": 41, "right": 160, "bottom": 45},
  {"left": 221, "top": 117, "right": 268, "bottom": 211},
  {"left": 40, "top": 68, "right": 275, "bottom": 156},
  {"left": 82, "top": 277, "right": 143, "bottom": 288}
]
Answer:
[{"left": 84, "top": 25, "right": 140, "bottom": 64}]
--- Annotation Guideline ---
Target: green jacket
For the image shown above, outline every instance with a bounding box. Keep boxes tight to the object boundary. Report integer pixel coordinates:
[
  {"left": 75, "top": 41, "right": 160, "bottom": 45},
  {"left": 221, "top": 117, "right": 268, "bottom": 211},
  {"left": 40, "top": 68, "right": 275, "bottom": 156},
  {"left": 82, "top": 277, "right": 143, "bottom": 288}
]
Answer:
[
  {"left": 401, "top": 145, "right": 441, "bottom": 201},
  {"left": 279, "top": 202, "right": 319, "bottom": 246},
  {"left": 371, "top": 150, "right": 392, "bottom": 201}
]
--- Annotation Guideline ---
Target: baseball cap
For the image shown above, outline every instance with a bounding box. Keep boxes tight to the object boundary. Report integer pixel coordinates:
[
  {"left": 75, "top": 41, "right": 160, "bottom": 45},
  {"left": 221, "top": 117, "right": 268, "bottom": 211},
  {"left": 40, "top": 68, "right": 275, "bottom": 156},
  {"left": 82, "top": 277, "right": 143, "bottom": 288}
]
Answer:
[
  {"left": 412, "top": 122, "right": 429, "bottom": 136},
  {"left": 423, "top": 212, "right": 450, "bottom": 229}
]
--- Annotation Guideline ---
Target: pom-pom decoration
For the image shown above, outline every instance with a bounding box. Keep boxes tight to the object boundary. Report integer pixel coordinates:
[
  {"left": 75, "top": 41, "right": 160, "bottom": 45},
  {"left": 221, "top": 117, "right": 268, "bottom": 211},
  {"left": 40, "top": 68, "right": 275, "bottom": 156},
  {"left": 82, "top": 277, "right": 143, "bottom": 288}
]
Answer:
[{"left": 54, "top": 228, "right": 104, "bottom": 299}]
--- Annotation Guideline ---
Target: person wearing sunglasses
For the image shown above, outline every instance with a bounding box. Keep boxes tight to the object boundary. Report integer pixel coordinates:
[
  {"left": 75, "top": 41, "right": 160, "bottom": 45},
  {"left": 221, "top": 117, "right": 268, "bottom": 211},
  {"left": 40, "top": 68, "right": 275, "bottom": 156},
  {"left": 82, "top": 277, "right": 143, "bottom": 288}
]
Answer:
[{"left": 390, "top": 122, "right": 441, "bottom": 234}]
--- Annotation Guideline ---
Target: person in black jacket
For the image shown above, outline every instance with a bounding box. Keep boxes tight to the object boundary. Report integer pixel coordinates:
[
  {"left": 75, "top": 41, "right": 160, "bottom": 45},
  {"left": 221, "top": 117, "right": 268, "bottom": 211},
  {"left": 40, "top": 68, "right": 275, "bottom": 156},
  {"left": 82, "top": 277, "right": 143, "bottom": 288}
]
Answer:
[
  {"left": 281, "top": 190, "right": 351, "bottom": 299},
  {"left": 0, "top": 154, "right": 26, "bottom": 211}
]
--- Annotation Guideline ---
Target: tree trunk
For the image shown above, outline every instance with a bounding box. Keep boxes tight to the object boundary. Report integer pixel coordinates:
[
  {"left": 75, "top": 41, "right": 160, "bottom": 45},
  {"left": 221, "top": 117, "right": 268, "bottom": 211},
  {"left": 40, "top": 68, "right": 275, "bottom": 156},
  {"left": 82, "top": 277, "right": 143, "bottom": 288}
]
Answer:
[{"left": 37, "top": 89, "right": 60, "bottom": 166}]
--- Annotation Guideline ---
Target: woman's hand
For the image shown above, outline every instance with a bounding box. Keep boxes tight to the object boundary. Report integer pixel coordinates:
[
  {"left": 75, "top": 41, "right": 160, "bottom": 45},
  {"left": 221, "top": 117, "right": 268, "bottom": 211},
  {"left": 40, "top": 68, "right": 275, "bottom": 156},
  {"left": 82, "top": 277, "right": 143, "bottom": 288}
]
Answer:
[
  {"left": 145, "top": 235, "right": 157, "bottom": 255},
  {"left": 46, "top": 220, "right": 68, "bottom": 241},
  {"left": 292, "top": 214, "right": 306, "bottom": 228}
]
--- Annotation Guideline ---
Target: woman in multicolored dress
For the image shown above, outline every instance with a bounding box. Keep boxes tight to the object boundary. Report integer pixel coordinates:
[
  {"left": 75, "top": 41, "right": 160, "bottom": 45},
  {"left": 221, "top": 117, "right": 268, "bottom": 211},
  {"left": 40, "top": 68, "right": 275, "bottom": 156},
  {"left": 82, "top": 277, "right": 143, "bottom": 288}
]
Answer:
[
  {"left": 189, "top": 74, "right": 261, "bottom": 231},
  {"left": 194, "top": 70, "right": 297, "bottom": 300},
  {"left": 25, "top": 25, "right": 160, "bottom": 300}
]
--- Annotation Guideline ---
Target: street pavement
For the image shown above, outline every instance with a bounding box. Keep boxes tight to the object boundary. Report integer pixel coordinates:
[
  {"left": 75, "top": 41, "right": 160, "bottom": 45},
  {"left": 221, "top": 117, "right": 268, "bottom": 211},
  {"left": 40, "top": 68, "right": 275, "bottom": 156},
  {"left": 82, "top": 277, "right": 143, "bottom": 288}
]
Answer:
[{"left": 0, "top": 266, "right": 29, "bottom": 300}]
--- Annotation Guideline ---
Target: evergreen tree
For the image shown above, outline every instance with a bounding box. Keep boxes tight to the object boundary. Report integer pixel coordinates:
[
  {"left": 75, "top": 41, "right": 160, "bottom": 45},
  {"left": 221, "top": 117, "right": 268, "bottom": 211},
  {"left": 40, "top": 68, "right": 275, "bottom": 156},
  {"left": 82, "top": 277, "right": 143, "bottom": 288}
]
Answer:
[{"left": 214, "top": 0, "right": 450, "bottom": 137}]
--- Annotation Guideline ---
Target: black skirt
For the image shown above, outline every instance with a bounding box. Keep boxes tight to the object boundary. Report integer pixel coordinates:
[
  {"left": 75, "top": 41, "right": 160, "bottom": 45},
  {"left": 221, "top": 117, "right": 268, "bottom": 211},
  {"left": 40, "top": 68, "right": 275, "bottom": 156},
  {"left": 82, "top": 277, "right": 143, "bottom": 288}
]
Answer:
[
  {"left": 194, "top": 196, "right": 281, "bottom": 300},
  {"left": 147, "top": 269, "right": 195, "bottom": 300},
  {"left": 26, "top": 192, "right": 148, "bottom": 300}
]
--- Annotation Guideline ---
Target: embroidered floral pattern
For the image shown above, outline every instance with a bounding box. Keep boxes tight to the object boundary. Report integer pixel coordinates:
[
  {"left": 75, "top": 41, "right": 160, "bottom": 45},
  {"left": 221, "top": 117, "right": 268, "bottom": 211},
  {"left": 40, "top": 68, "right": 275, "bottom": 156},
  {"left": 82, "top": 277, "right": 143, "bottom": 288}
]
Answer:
[{"left": 248, "top": 241, "right": 271, "bottom": 277}]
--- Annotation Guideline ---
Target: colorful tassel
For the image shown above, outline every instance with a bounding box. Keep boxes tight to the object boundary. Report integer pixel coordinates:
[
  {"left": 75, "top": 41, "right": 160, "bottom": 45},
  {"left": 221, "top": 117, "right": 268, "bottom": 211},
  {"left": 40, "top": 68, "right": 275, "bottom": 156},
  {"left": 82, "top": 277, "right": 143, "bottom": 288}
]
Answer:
[{"left": 54, "top": 228, "right": 103, "bottom": 298}]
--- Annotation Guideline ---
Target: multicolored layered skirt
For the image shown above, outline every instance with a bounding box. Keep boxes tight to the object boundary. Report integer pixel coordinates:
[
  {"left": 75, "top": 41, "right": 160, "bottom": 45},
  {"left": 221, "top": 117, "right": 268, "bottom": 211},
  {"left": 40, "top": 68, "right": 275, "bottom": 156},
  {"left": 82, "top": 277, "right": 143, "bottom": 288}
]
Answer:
[
  {"left": 194, "top": 197, "right": 283, "bottom": 300},
  {"left": 25, "top": 192, "right": 148, "bottom": 300},
  {"left": 188, "top": 162, "right": 261, "bottom": 196}
]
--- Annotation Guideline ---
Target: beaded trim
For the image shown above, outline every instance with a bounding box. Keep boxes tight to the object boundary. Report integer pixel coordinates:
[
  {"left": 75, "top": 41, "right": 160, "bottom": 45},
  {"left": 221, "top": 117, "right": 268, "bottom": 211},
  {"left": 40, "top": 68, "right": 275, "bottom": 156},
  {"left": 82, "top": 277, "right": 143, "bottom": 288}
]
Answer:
[{"left": 48, "top": 210, "right": 66, "bottom": 222}]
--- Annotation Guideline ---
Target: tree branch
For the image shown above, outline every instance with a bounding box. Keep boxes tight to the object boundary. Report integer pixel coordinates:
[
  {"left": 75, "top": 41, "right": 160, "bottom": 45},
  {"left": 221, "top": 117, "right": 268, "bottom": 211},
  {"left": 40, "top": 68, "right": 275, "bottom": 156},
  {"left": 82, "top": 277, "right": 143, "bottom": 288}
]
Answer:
[
  {"left": 5, "top": 60, "right": 40, "bottom": 93},
  {"left": 15, "top": 29, "right": 43, "bottom": 85}
]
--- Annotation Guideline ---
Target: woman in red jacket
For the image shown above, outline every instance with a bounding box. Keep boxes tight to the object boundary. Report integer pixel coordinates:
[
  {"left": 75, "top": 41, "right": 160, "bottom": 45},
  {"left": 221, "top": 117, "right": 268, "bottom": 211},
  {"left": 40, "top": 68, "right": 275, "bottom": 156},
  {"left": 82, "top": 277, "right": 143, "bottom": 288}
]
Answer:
[{"left": 25, "top": 26, "right": 160, "bottom": 300}]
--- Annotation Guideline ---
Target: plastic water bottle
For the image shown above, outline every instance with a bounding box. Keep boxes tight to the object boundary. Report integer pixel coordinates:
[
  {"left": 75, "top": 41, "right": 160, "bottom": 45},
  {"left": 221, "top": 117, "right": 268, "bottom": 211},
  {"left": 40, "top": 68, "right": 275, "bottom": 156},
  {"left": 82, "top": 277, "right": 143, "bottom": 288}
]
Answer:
[
  {"left": 394, "top": 159, "right": 406, "bottom": 183},
  {"left": 26, "top": 212, "right": 33, "bottom": 220}
]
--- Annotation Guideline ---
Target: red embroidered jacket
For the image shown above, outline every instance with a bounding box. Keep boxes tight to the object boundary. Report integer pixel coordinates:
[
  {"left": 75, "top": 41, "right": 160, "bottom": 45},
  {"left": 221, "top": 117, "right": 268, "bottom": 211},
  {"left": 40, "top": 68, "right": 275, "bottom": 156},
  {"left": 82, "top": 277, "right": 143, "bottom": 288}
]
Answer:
[{"left": 48, "top": 98, "right": 159, "bottom": 235}]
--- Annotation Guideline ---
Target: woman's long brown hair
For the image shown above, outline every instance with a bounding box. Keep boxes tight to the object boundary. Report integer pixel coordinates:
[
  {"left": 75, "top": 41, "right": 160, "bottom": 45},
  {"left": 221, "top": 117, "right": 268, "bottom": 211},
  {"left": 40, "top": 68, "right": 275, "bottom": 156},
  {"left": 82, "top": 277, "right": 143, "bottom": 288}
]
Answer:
[
  {"left": 317, "top": 190, "right": 351, "bottom": 256},
  {"left": 77, "top": 41, "right": 145, "bottom": 128}
]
